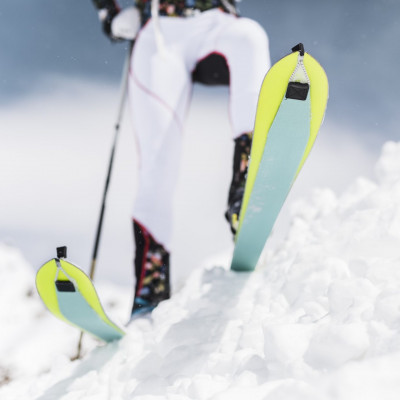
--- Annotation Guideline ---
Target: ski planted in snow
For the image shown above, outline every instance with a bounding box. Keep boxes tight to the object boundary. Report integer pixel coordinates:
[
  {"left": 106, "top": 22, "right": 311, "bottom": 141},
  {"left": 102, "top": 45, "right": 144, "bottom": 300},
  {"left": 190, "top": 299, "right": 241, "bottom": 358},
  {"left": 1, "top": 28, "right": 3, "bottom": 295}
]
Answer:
[
  {"left": 36, "top": 247, "right": 125, "bottom": 342},
  {"left": 231, "top": 43, "right": 329, "bottom": 272}
]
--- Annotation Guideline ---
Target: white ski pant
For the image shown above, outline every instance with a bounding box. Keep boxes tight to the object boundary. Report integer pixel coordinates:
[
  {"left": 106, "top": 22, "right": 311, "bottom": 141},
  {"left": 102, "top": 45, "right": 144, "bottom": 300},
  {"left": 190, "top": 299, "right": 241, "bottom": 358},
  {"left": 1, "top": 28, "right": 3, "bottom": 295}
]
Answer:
[{"left": 129, "top": 9, "right": 270, "bottom": 249}]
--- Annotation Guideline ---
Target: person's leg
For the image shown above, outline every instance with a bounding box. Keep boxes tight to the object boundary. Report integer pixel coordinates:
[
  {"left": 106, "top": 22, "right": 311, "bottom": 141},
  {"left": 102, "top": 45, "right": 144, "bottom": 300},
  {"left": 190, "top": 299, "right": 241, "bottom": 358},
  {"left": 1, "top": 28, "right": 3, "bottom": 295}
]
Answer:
[
  {"left": 129, "top": 20, "right": 192, "bottom": 315},
  {"left": 131, "top": 220, "right": 171, "bottom": 315},
  {"left": 215, "top": 15, "right": 270, "bottom": 138},
  {"left": 212, "top": 14, "right": 271, "bottom": 233},
  {"left": 225, "top": 132, "right": 252, "bottom": 234}
]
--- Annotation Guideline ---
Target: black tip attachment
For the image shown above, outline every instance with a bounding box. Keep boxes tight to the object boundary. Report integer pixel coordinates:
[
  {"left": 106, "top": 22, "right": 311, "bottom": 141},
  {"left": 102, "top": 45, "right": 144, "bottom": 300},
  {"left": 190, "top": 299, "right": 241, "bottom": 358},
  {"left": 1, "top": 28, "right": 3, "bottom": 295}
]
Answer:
[
  {"left": 292, "top": 43, "right": 305, "bottom": 56},
  {"left": 286, "top": 82, "right": 309, "bottom": 101},
  {"left": 55, "top": 280, "right": 76, "bottom": 292},
  {"left": 56, "top": 246, "right": 67, "bottom": 259}
]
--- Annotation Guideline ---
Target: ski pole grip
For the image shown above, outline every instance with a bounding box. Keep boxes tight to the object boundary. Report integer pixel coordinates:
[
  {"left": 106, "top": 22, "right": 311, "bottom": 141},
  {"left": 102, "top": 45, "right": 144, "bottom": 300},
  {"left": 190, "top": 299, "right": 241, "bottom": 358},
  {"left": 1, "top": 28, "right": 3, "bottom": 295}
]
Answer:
[{"left": 56, "top": 246, "right": 67, "bottom": 259}]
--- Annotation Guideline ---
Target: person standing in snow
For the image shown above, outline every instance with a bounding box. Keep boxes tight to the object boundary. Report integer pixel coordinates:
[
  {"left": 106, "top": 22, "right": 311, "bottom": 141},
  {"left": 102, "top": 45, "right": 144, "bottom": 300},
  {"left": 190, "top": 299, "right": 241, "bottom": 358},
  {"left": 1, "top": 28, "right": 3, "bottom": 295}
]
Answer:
[{"left": 91, "top": 0, "right": 271, "bottom": 317}]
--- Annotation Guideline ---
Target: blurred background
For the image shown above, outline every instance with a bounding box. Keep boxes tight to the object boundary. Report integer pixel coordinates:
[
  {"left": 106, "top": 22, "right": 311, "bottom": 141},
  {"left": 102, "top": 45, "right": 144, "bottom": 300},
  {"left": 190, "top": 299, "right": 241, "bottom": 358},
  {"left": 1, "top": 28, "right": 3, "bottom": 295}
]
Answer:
[{"left": 1, "top": 0, "right": 399, "bottom": 292}]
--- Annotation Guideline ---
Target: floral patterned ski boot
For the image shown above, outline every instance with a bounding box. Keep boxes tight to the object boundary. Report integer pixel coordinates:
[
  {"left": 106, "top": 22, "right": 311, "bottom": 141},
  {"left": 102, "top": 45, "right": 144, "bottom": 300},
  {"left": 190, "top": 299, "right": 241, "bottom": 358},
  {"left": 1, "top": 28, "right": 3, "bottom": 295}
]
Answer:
[
  {"left": 225, "top": 132, "right": 252, "bottom": 235},
  {"left": 131, "top": 221, "right": 171, "bottom": 318}
]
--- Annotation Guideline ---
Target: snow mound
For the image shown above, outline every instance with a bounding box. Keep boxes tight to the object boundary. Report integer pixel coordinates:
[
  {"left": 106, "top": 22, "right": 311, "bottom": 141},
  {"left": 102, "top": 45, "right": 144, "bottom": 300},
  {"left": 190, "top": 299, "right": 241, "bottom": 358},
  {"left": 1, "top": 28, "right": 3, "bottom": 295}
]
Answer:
[
  {"left": 0, "top": 245, "right": 129, "bottom": 393},
  {"left": 2, "top": 141, "right": 400, "bottom": 399}
]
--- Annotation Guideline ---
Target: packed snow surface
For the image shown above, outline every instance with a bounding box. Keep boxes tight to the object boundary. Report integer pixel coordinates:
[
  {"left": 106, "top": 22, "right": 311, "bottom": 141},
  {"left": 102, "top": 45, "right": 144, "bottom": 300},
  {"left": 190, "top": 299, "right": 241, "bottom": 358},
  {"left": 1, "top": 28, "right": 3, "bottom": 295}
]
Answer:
[{"left": 2, "top": 141, "right": 400, "bottom": 399}]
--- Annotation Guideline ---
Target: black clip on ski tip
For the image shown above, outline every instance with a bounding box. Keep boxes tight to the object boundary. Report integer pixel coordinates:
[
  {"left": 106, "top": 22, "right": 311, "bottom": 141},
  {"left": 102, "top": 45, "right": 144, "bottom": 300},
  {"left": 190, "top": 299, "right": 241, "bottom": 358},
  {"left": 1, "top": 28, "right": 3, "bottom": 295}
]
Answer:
[
  {"left": 292, "top": 43, "right": 305, "bottom": 56},
  {"left": 56, "top": 246, "right": 67, "bottom": 259}
]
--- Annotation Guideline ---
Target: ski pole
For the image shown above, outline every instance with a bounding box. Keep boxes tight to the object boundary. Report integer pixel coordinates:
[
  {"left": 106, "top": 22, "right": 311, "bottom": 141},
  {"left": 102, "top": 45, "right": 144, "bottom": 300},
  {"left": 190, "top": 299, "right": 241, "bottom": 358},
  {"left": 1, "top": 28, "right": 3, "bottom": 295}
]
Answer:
[
  {"left": 75, "top": 42, "right": 134, "bottom": 360},
  {"left": 88, "top": 42, "right": 133, "bottom": 281}
]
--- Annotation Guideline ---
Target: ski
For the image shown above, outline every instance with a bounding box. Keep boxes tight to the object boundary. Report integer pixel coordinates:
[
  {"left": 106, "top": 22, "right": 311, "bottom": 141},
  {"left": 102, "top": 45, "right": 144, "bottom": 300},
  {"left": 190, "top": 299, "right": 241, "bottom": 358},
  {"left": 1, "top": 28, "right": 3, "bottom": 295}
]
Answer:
[
  {"left": 36, "top": 247, "right": 125, "bottom": 343},
  {"left": 231, "top": 43, "right": 329, "bottom": 271},
  {"left": 36, "top": 43, "right": 328, "bottom": 337}
]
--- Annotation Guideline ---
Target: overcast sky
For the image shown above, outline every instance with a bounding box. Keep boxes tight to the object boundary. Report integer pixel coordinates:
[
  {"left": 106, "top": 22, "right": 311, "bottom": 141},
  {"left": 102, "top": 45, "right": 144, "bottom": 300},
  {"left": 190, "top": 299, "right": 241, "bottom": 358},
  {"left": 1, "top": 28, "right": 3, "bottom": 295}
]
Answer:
[{"left": 1, "top": 0, "right": 399, "bottom": 143}]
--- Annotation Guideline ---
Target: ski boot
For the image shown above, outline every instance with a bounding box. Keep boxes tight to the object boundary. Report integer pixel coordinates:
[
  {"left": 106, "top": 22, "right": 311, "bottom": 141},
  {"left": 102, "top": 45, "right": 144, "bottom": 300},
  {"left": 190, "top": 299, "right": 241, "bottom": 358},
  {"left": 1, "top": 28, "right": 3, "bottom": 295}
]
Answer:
[
  {"left": 131, "top": 221, "right": 171, "bottom": 318},
  {"left": 225, "top": 132, "right": 252, "bottom": 235}
]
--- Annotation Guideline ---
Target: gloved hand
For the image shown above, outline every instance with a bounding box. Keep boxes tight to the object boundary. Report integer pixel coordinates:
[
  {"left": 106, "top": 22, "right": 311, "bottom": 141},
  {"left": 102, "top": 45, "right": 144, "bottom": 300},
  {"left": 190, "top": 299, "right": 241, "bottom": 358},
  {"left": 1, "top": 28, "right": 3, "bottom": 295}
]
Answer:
[
  {"left": 96, "top": 3, "right": 119, "bottom": 40},
  {"left": 111, "top": 7, "right": 141, "bottom": 41}
]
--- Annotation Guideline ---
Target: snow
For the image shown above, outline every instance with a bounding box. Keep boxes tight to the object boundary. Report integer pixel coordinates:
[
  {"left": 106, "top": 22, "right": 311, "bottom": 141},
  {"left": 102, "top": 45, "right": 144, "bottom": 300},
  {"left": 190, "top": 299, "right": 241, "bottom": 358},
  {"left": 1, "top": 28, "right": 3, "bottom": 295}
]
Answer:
[{"left": 2, "top": 141, "right": 400, "bottom": 399}]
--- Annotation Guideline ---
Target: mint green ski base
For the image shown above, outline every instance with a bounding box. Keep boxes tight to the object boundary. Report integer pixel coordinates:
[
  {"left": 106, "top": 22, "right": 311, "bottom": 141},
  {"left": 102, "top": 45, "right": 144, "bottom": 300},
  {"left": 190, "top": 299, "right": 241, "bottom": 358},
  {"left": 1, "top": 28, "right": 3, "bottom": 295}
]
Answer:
[
  {"left": 56, "top": 286, "right": 124, "bottom": 342},
  {"left": 36, "top": 257, "right": 125, "bottom": 343},
  {"left": 230, "top": 44, "right": 328, "bottom": 272},
  {"left": 231, "top": 95, "right": 310, "bottom": 271}
]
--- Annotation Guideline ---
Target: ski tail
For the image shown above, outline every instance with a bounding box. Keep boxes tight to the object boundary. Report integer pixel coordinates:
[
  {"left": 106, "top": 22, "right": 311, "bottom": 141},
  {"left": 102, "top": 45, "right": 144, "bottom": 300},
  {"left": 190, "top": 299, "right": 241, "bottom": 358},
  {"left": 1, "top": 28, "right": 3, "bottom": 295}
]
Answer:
[
  {"left": 36, "top": 249, "right": 125, "bottom": 342},
  {"left": 231, "top": 44, "right": 328, "bottom": 271}
]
